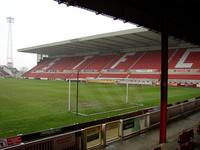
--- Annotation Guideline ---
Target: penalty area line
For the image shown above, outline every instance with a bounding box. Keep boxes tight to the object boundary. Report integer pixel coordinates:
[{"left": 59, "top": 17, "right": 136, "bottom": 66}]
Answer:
[
  {"left": 72, "top": 104, "right": 143, "bottom": 117},
  {"left": 71, "top": 112, "right": 88, "bottom": 116},
  {"left": 129, "top": 102, "right": 144, "bottom": 107}
]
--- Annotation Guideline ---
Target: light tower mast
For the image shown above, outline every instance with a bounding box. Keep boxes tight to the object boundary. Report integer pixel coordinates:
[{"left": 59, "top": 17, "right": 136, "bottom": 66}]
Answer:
[{"left": 6, "top": 17, "right": 14, "bottom": 68}]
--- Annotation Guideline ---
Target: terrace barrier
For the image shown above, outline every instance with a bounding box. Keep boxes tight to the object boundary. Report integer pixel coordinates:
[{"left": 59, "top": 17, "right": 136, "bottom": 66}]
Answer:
[{"left": 2, "top": 130, "right": 82, "bottom": 150}]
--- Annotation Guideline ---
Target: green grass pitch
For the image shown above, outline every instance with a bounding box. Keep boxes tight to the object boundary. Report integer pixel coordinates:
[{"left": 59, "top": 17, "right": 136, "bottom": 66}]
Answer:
[{"left": 0, "top": 78, "right": 200, "bottom": 138}]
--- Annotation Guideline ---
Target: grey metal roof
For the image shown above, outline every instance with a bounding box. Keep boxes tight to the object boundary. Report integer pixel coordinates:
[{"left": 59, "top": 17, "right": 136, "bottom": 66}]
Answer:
[{"left": 18, "top": 28, "right": 195, "bottom": 56}]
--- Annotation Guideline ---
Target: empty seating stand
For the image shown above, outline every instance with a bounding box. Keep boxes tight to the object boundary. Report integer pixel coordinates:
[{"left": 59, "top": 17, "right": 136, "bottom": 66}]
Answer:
[
  {"left": 133, "top": 51, "right": 161, "bottom": 70},
  {"left": 47, "top": 56, "right": 84, "bottom": 71},
  {"left": 111, "top": 52, "right": 144, "bottom": 71},
  {"left": 84, "top": 55, "right": 116, "bottom": 71},
  {"left": 23, "top": 48, "right": 200, "bottom": 82}
]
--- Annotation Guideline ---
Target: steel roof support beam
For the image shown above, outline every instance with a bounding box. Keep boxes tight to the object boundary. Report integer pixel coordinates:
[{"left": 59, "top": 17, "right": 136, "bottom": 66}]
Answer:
[{"left": 159, "top": 16, "right": 168, "bottom": 144}]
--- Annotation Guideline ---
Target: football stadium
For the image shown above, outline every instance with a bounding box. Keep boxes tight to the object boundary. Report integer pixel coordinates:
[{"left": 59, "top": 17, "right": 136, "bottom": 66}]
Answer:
[
  {"left": 1, "top": 1, "right": 200, "bottom": 150},
  {"left": 1, "top": 27, "right": 200, "bottom": 149}
]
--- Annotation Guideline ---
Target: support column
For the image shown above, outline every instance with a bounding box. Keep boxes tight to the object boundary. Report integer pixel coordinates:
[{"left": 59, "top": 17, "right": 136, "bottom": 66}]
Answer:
[{"left": 159, "top": 18, "right": 168, "bottom": 144}]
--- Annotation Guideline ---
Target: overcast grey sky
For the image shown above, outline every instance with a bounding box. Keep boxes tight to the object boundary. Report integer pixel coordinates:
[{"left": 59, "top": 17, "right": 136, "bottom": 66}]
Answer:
[{"left": 0, "top": 0, "right": 136, "bottom": 70}]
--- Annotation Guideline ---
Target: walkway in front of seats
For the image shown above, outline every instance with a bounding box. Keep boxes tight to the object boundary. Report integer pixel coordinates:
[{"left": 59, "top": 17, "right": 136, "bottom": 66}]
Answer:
[{"left": 100, "top": 111, "right": 200, "bottom": 150}]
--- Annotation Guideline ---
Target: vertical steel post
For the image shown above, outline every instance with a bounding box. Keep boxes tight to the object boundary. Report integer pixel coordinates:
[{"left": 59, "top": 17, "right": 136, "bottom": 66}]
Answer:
[
  {"left": 68, "top": 79, "right": 71, "bottom": 111},
  {"left": 160, "top": 17, "right": 168, "bottom": 143},
  {"left": 126, "top": 80, "right": 129, "bottom": 104},
  {"left": 76, "top": 71, "right": 79, "bottom": 116}
]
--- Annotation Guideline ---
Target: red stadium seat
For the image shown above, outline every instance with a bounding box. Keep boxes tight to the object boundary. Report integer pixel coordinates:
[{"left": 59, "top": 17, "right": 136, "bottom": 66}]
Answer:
[{"left": 24, "top": 48, "right": 200, "bottom": 81}]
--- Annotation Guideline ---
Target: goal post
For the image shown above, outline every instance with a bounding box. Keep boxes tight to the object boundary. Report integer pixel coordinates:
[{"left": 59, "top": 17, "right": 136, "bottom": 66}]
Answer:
[
  {"left": 66, "top": 77, "right": 143, "bottom": 116},
  {"left": 68, "top": 79, "right": 71, "bottom": 111},
  {"left": 84, "top": 78, "right": 130, "bottom": 104},
  {"left": 125, "top": 80, "right": 129, "bottom": 104}
]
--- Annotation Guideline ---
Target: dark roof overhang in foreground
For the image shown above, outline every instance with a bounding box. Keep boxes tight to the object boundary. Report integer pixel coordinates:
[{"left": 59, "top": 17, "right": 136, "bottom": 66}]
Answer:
[
  {"left": 55, "top": 0, "right": 200, "bottom": 46},
  {"left": 18, "top": 28, "right": 196, "bottom": 56}
]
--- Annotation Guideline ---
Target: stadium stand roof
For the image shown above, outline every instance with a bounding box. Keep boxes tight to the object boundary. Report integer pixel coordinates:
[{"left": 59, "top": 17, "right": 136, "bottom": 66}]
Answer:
[
  {"left": 18, "top": 28, "right": 195, "bottom": 56},
  {"left": 55, "top": 0, "right": 200, "bottom": 46}
]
